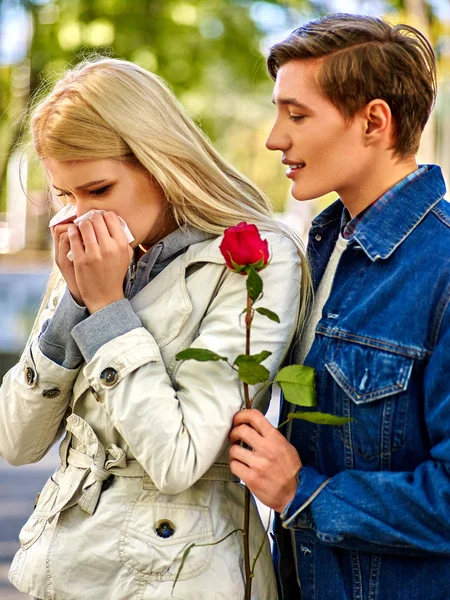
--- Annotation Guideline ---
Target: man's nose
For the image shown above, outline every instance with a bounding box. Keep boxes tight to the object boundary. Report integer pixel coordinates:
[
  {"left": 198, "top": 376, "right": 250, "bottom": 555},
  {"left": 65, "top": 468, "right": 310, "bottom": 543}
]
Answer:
[{"left": 265, "top": 123, "right": 290, "bottom": 152}]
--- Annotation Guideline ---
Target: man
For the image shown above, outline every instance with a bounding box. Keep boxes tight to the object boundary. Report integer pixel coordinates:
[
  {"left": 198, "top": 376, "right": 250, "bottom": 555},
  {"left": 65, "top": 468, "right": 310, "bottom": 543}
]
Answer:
[{"left": 230, "top": 14, "right": 450, "bottom": 600}]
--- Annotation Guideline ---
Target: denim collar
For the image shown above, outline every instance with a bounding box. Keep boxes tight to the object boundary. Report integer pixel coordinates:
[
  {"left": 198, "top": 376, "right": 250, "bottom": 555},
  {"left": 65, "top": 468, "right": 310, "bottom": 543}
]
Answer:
[{"left": 311, "top": 164, "right": 446, "bottom": 261}]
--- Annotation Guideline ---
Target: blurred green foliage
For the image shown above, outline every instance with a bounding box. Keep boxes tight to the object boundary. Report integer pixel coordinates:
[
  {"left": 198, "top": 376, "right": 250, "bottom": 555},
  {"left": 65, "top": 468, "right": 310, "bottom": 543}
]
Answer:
[
  {"left": 0, "top": 0, "right": 448, "bottom": 221},
  {"left": 1, "top": 0, "right": 306, "bottom": 215}
]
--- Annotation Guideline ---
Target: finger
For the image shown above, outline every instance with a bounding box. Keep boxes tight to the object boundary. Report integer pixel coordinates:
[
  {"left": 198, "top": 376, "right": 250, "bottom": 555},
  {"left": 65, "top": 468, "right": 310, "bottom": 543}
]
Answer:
[
  {"left": 229, "top": 443, "right": 254, "bottom": 467},
  {"left": 59, "top": 232, "right": 71, "bottom": 260},
  {"left": 232, "top": 409, "right": 275, "bottom": 437},
  {"left": 54, "top": 228, "right": 70, "bottom": 264},
  {"left": 103, "top": 211, "right": 128, "bottom": 244},
  {"left": 68, "top": 225, "right": 85, "bottom": 262},
  {"left": 88, "top": 213, "right": 113, "bottom": 248},
  {"left": 51, "top": 222, "right": 72, "bottom": 246},
  {"left": 229, "top": 460, "right": 254, "bottom": 488},
  {"left": 77, "top": 219, "right": 100, "bottom": 255},
  {"left": 229, "top": 423, "right": 264, "bottom": 449}
]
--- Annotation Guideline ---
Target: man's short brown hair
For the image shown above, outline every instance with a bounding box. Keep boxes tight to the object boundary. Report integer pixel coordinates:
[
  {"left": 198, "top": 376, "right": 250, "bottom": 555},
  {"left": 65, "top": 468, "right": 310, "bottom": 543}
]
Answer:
[{"left": 267, "top": 14, "right": 436, "bottom": 157}]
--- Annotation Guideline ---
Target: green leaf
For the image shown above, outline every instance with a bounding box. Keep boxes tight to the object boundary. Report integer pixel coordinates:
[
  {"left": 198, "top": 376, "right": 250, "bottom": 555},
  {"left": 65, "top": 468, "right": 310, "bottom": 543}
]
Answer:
[
  {"left": 175, "top": 348, "right": 228, "bottom": 362},
  {"left": 286, "top": 411, "right": 353, "bottom": 426},
  {"left": 255, "top": 307, "right": 280, "bottom": 323},
  {"left": 238, "top": 362, "right": 270, "bottom": 385},
  {"left": 230, "top": 256, "right": 247, "bottom": 273},
  {"left": 276, "top": 365, "right": 317, "bottom": 407},
  {"left": 234, "top": 351, "right": 272, "bottom": 365},
  {"left": 250, "top": 256, "right": 267, "bottom": 271},
  {"left": 251, "top": 350, "right": 272, "bottom": 363},
  {"left": 246, "top": 267, "right": 263, "bottom": 302}
]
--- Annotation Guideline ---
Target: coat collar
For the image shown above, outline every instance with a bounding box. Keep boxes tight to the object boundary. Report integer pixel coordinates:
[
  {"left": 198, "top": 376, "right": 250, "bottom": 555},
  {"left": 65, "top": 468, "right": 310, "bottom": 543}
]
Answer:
[
  {"left": 130, "top": 237, "right": 225, "bottom": 347},
  {"left": 72, "top": 237, "right": 226, "bottom": 403},
  {"left": 311, "top": 164, "right": 446, "bottom": 261}
]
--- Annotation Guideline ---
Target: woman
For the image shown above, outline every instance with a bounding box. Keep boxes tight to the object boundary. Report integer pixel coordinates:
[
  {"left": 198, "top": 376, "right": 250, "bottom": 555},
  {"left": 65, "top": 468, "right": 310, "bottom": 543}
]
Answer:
[{"left": 0, "top": 58, "right": 307, "bottom": 600}]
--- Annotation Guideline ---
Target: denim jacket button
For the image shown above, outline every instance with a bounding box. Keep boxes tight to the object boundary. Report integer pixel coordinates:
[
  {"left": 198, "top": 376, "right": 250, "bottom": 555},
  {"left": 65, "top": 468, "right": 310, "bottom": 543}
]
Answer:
[
  {"left": 100, "top": 367, "right": 119, "bottom": 387},
  {"left": 315, "top": 234, "right": 322, "bottom": 241},
  {"left": 155, "top": 519, "right": 175, "bottom": 538}
]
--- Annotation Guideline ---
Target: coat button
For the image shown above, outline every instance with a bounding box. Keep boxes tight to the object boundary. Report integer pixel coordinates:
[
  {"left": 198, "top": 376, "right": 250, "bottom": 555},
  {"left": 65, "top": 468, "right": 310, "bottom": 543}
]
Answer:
[
  {"left": 43, "top": 388, "right": 61, "bottom": 398},
  {"left": 155, "top": 520, "right": 175, "bottom": 539},
  {"left": 315, "top": 234, "right": 322, "bottom": 241},
  {"left": 25, "top": 366, "right": 35, "bottom": 386},
  {"left": 100, "top": 367, "right": 118, "bottom": 386}
]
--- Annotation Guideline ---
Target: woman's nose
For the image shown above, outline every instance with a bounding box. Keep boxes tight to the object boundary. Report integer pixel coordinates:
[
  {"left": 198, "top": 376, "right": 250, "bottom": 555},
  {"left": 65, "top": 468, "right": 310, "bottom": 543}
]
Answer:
[{"left": 75, "top": 199, "right": 97, "bottom": 218}]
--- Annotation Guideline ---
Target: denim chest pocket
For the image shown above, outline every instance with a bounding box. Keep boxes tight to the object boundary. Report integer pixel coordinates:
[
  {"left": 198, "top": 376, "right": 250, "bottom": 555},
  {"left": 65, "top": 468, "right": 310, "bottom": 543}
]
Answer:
[{"left": 326, "top": 344, "right": 413, "bottom": 461}]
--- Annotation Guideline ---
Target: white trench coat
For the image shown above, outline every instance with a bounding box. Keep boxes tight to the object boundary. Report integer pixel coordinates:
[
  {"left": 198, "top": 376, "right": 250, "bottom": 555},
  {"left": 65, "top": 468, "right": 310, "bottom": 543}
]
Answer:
[{"left": 0, "top": 232, "right": 301, "bottom": 600}]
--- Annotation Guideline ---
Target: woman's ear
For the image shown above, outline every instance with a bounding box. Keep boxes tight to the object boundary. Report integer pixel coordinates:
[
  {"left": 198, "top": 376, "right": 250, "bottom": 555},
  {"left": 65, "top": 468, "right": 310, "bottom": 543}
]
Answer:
[{"left": 361, "top": 99, "right": 394, "bottom": 148}]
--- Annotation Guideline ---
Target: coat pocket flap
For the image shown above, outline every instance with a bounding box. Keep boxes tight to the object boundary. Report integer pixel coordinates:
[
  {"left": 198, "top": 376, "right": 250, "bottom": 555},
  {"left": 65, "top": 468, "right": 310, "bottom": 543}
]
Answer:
[
  {"left": 119, "top": 501, "right": 214, "bottom": 583},
  {"left": 326, "top": 344, "right": 414, "bottom": 404},
  {"left": 18, "top": 477, "right": 59, "bottom": 550}
]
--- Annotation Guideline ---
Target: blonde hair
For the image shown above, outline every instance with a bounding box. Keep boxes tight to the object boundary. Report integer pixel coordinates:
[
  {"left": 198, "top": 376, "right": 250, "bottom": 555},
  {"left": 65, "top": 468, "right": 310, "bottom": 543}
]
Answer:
[
  {"left": 29, "top": 57, "right": 311, "bottom": 335},
  {"left": 268, "top": 14, "right": 436, "bottom": 157}
]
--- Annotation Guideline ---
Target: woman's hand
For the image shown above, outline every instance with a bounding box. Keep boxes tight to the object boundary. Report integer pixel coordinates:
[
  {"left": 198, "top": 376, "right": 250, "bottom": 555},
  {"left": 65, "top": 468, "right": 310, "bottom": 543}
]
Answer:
[
  {"left": 52, "top": 218, "right": 84, "bottom": 306},
  {"left": 68, "top": 211, "right": 133, "bottom": 314}
]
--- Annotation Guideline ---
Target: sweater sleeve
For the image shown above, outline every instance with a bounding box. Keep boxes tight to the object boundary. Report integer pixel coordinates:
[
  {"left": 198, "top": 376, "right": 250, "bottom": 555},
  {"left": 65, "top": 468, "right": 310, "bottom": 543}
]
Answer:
[{"left": 38, "top": 288, "right": 88, "bottom": 368}]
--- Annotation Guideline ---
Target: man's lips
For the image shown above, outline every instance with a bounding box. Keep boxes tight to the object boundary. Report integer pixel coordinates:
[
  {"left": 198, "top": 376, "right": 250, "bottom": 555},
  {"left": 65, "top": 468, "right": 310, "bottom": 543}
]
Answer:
[{"left": 283, "top": 162, "right": 306, "bottom": 177}]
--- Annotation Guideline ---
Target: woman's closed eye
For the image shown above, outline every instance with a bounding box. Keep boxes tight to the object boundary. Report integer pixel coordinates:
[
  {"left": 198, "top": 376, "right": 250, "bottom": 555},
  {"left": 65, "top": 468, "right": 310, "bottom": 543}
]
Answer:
[
  {"left": 89, "top": 185, "right": 111, "bottom": 196},
  {"left": 289, "top": 114, "right": 305, "bottom": 122},
  {"left": 55, "top": 185, "right": 111, "bottom": 198}
]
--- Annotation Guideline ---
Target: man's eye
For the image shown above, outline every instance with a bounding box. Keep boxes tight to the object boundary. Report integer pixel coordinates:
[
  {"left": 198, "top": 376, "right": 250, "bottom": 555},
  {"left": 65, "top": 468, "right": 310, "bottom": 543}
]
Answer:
[
  {"left": 289, "top": 115, "right": 305, "bottom": 122},
  {"left": 90, "top": 186, "right": 110, "bottom": 196}
]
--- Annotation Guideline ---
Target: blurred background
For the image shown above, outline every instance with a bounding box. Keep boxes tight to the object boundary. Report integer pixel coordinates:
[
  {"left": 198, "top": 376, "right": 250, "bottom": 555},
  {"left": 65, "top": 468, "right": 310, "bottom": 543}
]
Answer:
[{"left": 0, "top": 0, "right": 449, "bottom": 597}]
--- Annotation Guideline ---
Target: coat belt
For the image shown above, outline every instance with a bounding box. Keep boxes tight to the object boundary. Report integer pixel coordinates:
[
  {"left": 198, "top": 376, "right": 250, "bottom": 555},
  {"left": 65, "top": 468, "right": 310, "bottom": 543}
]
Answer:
[
  {"left": 58, "top": 414, "right": 238, "bottom": 517},
  {"left": 67, "top": 447, "right": 239, "bottom": 483}
]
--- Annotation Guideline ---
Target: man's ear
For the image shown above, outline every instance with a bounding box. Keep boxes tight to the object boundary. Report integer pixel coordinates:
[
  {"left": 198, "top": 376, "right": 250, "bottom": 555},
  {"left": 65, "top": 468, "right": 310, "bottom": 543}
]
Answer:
[{"left": 361, "top": 99, "right": 393, "bottom": 148}]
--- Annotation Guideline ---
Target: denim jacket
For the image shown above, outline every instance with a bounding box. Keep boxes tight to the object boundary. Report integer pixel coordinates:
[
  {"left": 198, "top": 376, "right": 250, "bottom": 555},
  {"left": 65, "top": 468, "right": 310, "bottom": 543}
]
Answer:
[{"left": 274, "top": 165, "right": 450, "bottom": 600}]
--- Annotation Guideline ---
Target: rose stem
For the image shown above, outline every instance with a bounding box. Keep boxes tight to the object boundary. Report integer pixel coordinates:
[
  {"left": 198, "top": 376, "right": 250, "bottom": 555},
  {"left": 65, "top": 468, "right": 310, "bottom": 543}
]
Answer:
[{"left": 243, "top": 292, "right": 253, "bottom": 600}]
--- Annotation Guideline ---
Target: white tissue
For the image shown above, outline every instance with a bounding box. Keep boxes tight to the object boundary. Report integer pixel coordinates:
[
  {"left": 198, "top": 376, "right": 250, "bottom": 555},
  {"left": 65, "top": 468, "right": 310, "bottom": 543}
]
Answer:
[
  {"left": 49, "top": 204, "right": 78, "bottom": 227},
  {"left": 49, "top": 206, "right": 135, "bottom": 261}
]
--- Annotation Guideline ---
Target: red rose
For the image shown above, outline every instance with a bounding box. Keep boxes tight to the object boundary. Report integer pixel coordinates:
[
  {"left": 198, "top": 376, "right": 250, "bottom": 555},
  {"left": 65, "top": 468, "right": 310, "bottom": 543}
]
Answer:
[{"left": 219, "top": 222, "right": 270, "bottom": 274}]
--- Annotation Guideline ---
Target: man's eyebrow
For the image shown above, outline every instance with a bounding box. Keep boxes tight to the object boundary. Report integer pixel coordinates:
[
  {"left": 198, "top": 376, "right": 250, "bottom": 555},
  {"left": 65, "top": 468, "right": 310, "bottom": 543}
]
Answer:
[
  {"left": 52, "top": 179, "right": 110, "bottom": 191},
  {"left": 271, "top": 97, "right": 311, "bottom": 111}
]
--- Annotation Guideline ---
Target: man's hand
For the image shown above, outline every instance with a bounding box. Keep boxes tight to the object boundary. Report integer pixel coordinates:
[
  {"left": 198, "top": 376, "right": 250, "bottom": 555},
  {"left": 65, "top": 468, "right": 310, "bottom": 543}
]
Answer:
[{"left": 229, "top": 409, "right": 302, "bottom": 513}]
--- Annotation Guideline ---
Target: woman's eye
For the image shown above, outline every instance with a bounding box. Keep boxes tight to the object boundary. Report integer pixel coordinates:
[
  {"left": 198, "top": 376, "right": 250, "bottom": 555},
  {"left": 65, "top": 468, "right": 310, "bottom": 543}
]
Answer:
[
  {"left": 90, "top": 185, "right": 110, "bottom": 196},
  {"left": 289, "top": 115, "right": 305, "bottom": 122},
  {"left": 55, "top": 191, "right": 70, "bottom": 198}
]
